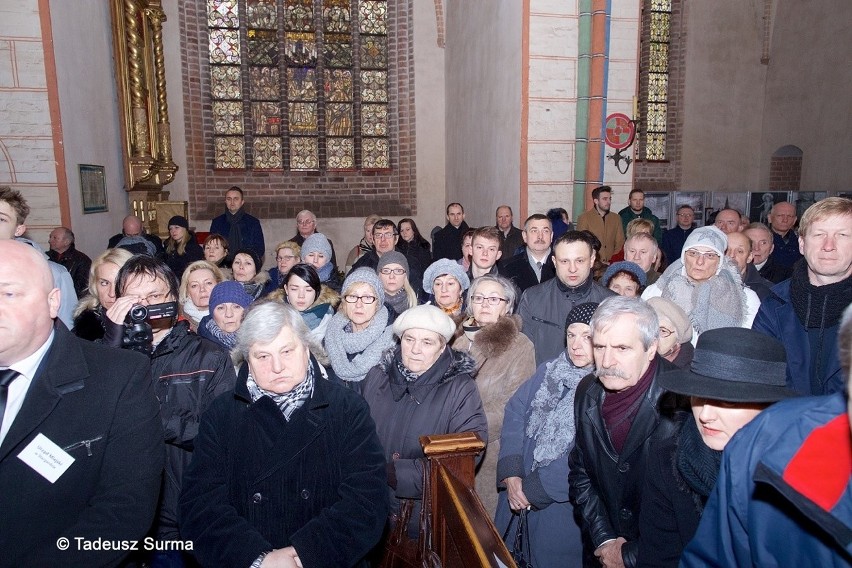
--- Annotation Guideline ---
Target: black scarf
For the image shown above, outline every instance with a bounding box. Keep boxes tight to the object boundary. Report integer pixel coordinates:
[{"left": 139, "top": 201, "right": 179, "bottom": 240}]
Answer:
[
  {"left": 676, "top": 417, "right": 722, "bottom": 510},
  {"left": 790, "top": 261, "right": 851, "bottom": 329},
  {"left": 225, "top": 207, "right": 245, "bottom": 254}
]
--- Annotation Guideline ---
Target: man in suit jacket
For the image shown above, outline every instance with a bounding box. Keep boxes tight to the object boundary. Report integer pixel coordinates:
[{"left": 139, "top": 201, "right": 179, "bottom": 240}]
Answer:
[
  {"left": 501, "top": 213, "right": 556, "bottom": 293},
  {"left": 0, "top": 240, "right": 164, "bottom": 567}
]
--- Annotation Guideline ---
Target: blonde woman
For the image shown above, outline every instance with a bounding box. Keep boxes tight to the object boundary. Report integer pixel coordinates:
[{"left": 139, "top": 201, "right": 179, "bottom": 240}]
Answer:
[
  {"left": 164, "top": 215, "right": 203, "bottom": 279},
  {"left": 73, "top": 247, "right": 134, "bottom": 341},
  {"left": 263, "top": 240, "right": 301, "bottom": 296},
  {"left": 179, "top": 260, "right": 227, "bottom": 331},
  {"left": 377, "top": 251, "right": 418, "bottom": 319}
]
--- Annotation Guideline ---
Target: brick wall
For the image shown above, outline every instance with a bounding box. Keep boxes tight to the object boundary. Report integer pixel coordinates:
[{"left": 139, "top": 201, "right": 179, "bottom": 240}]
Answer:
[
  {"left": 769, "top": 156, "right": 802, "bottom": 190},
  {"left": 633, "top": 0, "right": 685, "bottom": 191},
  {"left": 178, "top": 0, "right": 416, "bottom": 221}
]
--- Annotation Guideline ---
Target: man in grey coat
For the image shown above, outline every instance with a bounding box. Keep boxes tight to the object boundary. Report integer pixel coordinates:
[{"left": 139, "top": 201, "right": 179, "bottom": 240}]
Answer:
[{"left": 519, "top": 231, "right": 614, "bottom": 364}]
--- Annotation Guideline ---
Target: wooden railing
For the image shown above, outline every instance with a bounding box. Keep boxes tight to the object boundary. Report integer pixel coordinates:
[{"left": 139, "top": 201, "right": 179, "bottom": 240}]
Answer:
[{"left": 420, "top": 433, "right": 516, "bottom": 568}]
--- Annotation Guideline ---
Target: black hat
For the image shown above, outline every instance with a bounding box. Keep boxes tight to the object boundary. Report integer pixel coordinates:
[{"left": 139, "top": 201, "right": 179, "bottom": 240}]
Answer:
[
  {"left": 658, "top": 327, "right": 796, "bottom": 403},
  {"left": 565, "top": 302, "right": 599, "bottom": 330},
  {"left": 234, "top": 248, "right": 263, "bottom": 272},
  {"left": 167, "top": 215, "right": 189, "bottom": 230}
]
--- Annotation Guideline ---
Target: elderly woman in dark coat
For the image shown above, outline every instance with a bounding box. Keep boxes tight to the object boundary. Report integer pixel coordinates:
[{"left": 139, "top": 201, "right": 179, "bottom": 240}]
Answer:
[
  {"left": 360, "top": 304, "right": 488, "bottom": 537},
  {"left": 494, "top": 302, "right": 600, "bottom": 566},
  {"left": 180, "top": 301, "right": 388, "bottom": 568}
]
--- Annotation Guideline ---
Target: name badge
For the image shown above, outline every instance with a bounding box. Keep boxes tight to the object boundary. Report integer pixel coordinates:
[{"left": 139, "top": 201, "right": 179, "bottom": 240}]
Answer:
[{"left": 17, "top": 433, "right": 75, "bottom": 483}]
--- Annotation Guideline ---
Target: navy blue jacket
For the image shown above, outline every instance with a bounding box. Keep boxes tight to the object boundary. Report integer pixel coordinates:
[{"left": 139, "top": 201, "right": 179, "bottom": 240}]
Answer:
[
  {"left": 752, "top": 279, "right": 843, "bottom": 395},
  {"left": 210, "top": 211, "right": 266, "bottom": 259},
  {"left": 681, "top": 393, "right": 852, "bottom": 567}
]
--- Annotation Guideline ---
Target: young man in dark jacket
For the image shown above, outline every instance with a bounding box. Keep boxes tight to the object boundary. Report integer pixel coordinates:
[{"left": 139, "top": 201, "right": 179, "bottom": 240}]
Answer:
[{"left": 209, "top": 186, "right": 266, "bottom": 261}]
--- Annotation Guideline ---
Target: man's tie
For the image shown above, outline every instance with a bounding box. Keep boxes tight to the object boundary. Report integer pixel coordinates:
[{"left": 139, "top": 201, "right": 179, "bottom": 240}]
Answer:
[
  {"left": 0, "top": 369, "right": 20, "bottom": 419},
  {"left": 536, "top": 261, "right": 543, "bottom": 281}
]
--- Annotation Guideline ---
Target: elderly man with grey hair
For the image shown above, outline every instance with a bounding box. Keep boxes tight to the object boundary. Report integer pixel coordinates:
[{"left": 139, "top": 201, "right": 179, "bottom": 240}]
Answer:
[
  {"left": 180, "top": 301, "right": 388, "bottom": 568},
  {"left": 291, "top": 209, "right": 337, "bottom": 268},
  {"left": 569, "top": 296, "right": 681, "bottom": 568}
]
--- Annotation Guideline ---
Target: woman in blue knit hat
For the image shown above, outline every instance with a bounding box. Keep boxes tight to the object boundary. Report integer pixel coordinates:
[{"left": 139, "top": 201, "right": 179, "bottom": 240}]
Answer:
[{"left": 198, "top": 280, "right": 254, "bottom": 350}]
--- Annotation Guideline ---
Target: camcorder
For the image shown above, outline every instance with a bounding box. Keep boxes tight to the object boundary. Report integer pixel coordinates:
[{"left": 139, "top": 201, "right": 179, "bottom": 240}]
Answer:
[{"left": 123, "top": 301, "right": 178, "bottom": 355}]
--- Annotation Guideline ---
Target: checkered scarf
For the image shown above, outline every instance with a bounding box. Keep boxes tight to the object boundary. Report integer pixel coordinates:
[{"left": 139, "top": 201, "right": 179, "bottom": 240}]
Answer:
[{"left": 246, "top": 363, "right": 315, "bottom": 421}]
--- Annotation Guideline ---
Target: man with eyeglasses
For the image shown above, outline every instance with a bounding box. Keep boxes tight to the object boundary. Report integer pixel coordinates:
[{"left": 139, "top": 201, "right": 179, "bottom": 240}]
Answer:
[
  {"left": 102, "top": 255, "right": 236, "bottom": 565},
  {"left": 643, "top": 226, "right": 760, "bottom": 344},
  {"left": 661, "top": 204, "right": 695, "bottom": 267},
  {"left": 350, "top": 219, "right": 424, "bottom": 297},
  {"left": 502, "top": 214, "right": 557, "bottom": 292},
  {"left": 290, "top": 209, "right": 337, "bottom": 268},
  {"left": 767, "top": 201, "right": 804, "bottom": 269}
]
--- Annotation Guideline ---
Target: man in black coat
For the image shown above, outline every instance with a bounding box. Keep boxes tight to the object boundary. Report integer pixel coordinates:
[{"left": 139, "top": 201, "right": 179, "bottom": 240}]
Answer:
[
  {"left": 569, "top": 296, "right": 680, "bottom": 568},
  {"left": 107, "top": 214, "right": 166, "bottom": 258},
  {"left": 47, "top": 226, "right": 91, "bottom": 297},
  {"left": 0, "top": 240, "right": 164, "bottom": 567},
  {"left": 496, "top": 205, "right": 525, "bottom": 260},
  {"left": 744, "top": 222, "right": 792, "bottom": 284},
  {"left": 432, "top": 202, "right": 470, "bottom": 261},
  {"left": 501, "top": 213, "right": 556, "bottom": 293}
]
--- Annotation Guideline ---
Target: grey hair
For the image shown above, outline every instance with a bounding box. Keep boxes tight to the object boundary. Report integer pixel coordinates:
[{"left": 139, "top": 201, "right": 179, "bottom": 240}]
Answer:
[
  {"left": 233, "top": 299, "right": 327, "bottom": 366},
  {"left": 589, "top": 295, "right": 659, "bottom": 351},
  {"left": 465, "top": 274, "right": 518, "bottom": 317}
]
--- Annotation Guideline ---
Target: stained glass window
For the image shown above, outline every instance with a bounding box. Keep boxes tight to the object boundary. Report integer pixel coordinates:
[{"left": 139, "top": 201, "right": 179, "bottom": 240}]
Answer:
[
  {"left": 643, "top": 0, "right": 671, "bottom": 161},
  {"left": 207, "top": 0, "right": 390, "bottom": 171}
]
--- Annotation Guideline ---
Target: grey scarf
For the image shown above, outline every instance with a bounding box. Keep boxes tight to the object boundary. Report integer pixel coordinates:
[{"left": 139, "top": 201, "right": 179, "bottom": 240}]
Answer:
[
  {"left": 246, "top": 363, "right": 314, "bottom": 421},
  {"left": 656, "top": 258, "right": 747, "bottom": 335},
  {"left": 526, "top": 352, "right": 591, "bottom": 470},
  {"left": 323, "top": 308, "right": 396, "bottom": 382}
]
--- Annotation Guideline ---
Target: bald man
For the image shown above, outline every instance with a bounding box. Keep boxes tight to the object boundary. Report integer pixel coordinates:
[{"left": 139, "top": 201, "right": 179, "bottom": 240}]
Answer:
[
  {"left": 768, "top": 201, "right": 803, "bottom": 268},
  {"left": 0, "top": 240, "right": 164, "bottom": 566},
  {"left": 107, "top": 214, "right": 165, "bottom": 258}
]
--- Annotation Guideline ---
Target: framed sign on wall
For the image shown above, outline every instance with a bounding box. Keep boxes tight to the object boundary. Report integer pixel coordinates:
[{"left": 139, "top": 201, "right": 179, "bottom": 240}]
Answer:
[{"left": 79, "top": 164, "right": 107, "bottom": 214}]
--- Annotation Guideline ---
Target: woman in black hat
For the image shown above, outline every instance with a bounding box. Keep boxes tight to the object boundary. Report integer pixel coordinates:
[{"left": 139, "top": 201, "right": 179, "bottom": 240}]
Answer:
[
  {"left": 163, "top": 215, "right": 204, "bottom": 280},
  {"left": 636, "top": 327, "right": 796, "bottom": 567}
]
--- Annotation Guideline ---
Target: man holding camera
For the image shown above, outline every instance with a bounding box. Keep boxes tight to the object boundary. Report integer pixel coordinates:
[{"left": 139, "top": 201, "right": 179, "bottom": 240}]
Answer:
[{"left": 103, "top": 255, "right": 236, "bottom": 563}]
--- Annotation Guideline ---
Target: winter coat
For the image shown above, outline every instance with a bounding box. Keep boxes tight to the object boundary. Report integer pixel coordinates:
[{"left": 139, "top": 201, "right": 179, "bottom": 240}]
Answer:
[
  {"left": 164, "top": 234, "right": 204, "bottom": 280},
  {"left": 569, "top": 358, "right": 681, "bottom": 568},
  {"left": 452, "top": 315, "right": 536, "bottom": 516},
  {"left": 742, "top": 263, "right": 773, "bottom": 301},
  {"left": 770, "top": 229, "right": 803, "bottom": 268},
  {"left": 210, "top": 210, "right": 266, "bottom": 259},
  {"left": 494, "top": 356, "right": 585, "bottom": 567},
  {"left": 72, "top": 306, "right": 106, "bottom": 341},
  {"left": 240, "top": 270, "right": 271, "bottom": 301},
  {"left": 46, "top": 243, "right": 91, "bottom": 297},
  {"left": 265, "top": 285, "right": 340, "bottom": 344},
  {"left": 432, "top": 221, "right": 470, "bottom": 262},
  {"left": 577, "top": 209, "right": 625, "bottom": 263},
  {"left": 757, "top": 255, "right": 792, "bottom": 284},
  {"left": 752, "top": 279, "right": 845, "bottom": 395},
  {"left": 681, "top": 393, "right": 852, "bottom": 567},
  {"left": 179, "top": 358, "right": 388, "bottom": 568},
  {"left": 359, "top": 346, "right": 488, "bottom": 535},
  {"left": 617, "top": 206, "right": 662, "bottom": 243},
  {"left": 498, "top": 225, "right": 525, "bottom": 260},
  {"left": 660, "top": 225, "right": 693, "bottom": 267},
  {"left": 149, "top": 320, "right": 238, "bottom": 540},
  {"left": 519, "top": 276, "right": 614, "bottom": 365},
  {"left": 262, "top": 266, "right": 286, "bottom": 297},
  {"left": 397, "top": 238, "right": 433, "bottom": 280}
]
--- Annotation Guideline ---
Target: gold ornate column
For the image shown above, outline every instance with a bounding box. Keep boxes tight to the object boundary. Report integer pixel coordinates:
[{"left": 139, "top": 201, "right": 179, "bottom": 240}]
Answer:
[{"left": 111, "top": 0, "right": 179, "bottom": 235}]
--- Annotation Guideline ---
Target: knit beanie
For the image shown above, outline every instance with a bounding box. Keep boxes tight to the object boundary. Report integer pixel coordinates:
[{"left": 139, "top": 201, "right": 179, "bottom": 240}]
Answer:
[
  {"left": 377, "top": 250, "right": 409, "bottom": 274},
  {"left": 167, "top": 215, "right": 189, "bottom": 230},
  {"left": 682, "top": 226, "right": 727, "bottom": 262},
  {"left": 565, "top": 302, "right": 599, "bottom": 330},
  {"left": 234, "top": 248, "right": 263, "bottom": 272},
  {"left": 301, "top": 233, "right": 333, "bottom": 262},
  {"left": 209, "top": 280, "right": 253, "bottom": 311},
  {"left": 393, "top": 304, "right": 456, "bottom": 342},
  {"left": 422, "top": 258, "right": 471, "bottom": 294},
  {"left": 342, "top": 267, "right": 385, "bottom": 305},
  {"left": 646, "top": 296, "right": 693, "bottom": 344},
  {"left": 602, "top": 261, "right": 648, "bottom": 288}
]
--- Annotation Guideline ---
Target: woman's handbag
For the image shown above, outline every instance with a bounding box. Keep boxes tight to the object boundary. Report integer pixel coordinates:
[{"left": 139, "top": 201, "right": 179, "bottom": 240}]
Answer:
[
  {"left": 503, "top": 509, "right": 534, "bottom": 568},
  {"left": 380, "top": 461, "right": 442, "bottom": 568}
]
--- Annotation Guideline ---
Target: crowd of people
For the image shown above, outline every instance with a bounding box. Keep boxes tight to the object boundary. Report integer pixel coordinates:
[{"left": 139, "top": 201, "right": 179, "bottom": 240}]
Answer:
[{"left": 0, "top": 182, "right": 850, "bottom": 568}]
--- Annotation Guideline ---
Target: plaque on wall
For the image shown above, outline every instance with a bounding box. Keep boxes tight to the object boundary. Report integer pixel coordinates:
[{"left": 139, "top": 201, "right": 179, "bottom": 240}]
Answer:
[
  {"left": 79, "top": 164, "right": 107, "bottom": 214},
  {"left": 644, "top": 192, "right": 673, "bottom": 230}
]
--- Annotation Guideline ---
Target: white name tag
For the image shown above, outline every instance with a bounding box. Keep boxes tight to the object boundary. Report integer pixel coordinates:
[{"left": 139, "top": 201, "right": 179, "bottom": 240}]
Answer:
[{"left": 17, "top": 433, "right": 75, "bottom": 483}]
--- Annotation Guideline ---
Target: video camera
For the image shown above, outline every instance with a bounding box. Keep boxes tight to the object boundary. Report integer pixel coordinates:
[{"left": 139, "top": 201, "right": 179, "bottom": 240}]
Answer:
[{"left": 122, "top": 301, "right": 178, "bottom": 355}]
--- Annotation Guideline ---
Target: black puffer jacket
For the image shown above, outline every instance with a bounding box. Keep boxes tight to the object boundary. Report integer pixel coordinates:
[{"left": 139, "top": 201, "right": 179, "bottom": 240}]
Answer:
[
  {"left": 149, "top": 320, "right": 237, "bottom": 540},
  {"left": 359, "top": 346, "right": 487, "bottom": 534},
  {"left": 568, "top": 358, "right": 681, "bottom": 568}
]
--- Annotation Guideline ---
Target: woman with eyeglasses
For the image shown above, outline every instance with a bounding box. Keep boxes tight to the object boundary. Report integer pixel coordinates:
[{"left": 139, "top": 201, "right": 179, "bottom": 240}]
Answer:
[
  {"left": 422, "top": 258, "right": 471, "bottom": 321},
  {"left": 451, "top": 275, "right": 535, "bottom": 517},
  {"left": 377, "top": 251, "right": 419, "bottom": 320},
  {"left": 263, "top": 240, "right": 301, "bottom": 296},
  {"left": 642, "top": 226, "right": 760, "bottom": 343},
  {"left": 269, "top": 263, "right": 340, "bottom": 344},
  {"left": 647, "top": 297, "right": 695, "bottom": 368},
  {"left": 323, "top": 268, "right": 396, "bottom": 388}
]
